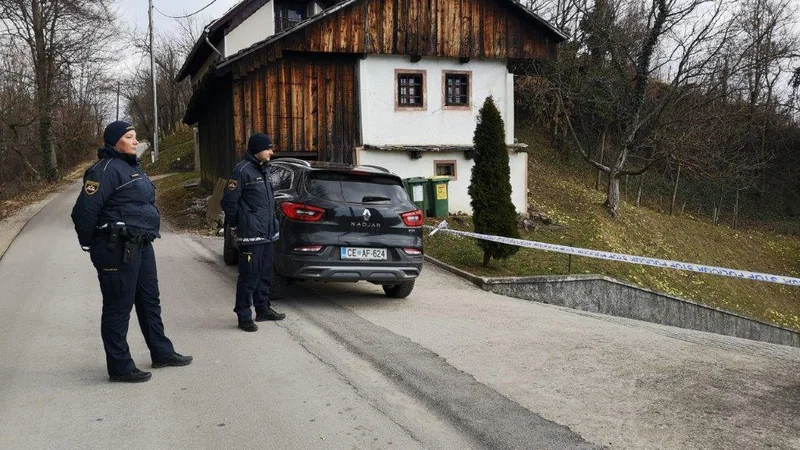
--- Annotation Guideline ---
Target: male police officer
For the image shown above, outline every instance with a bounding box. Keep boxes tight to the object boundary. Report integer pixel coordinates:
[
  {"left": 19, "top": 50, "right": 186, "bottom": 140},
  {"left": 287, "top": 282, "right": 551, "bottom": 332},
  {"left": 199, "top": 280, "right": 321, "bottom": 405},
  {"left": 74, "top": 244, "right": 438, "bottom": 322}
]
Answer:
[
  {"left": 72, "top": 121, "right": 192, "bottom": 383},
  {"left": 221, "top": 133, "right": 286, "bottom": 332}
]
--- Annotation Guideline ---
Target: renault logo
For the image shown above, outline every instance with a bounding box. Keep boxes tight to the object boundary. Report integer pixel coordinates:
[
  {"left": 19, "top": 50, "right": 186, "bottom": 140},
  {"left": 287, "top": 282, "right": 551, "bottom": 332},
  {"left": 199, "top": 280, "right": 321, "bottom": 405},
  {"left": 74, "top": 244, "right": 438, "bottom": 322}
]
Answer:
[{"left": 363, "top": 209, "right": 371, "bottom": 221}]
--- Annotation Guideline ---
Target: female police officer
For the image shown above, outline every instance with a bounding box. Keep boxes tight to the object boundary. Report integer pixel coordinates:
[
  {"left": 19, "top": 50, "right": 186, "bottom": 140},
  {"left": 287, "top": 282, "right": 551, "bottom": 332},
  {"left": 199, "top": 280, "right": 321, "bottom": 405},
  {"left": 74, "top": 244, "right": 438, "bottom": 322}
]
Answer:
[{"left": 71, "top": 121, "right": 192, "bottom": 383}]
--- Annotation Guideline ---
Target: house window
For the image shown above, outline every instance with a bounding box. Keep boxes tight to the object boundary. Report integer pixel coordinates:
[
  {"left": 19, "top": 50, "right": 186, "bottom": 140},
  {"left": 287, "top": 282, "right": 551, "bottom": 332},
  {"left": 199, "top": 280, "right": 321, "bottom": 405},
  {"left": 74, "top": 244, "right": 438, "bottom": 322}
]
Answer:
[
  {"left": 396, "top": 70, "right": 426, "bottom": 110},
  {"left": 434, "top": 160, "right": 457, "bottom": 180},
  {"left": 275, "top": 1, "right": 307, "bottom": 33},
  {"left": 443, "top": 71, "right": 471, "bottom": 109}
]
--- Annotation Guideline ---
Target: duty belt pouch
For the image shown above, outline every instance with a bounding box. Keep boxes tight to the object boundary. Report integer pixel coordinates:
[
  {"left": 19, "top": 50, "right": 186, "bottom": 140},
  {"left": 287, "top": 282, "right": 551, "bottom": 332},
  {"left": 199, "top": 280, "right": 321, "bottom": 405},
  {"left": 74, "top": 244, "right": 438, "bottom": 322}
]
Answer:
[
  {"left": 122, "top": 239, "right": 138, "bottom": 264},
  {"left": 107, "top": 227, "right": 121, "bottom": 251}
]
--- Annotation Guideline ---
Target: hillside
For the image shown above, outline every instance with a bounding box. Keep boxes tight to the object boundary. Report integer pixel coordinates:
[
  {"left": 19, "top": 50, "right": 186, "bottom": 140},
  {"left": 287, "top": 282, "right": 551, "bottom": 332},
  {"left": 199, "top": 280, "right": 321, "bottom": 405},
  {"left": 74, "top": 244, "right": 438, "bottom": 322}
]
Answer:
[
  {"left": 425, "top": 129, "right": 800, "bottom": 332},
  {"left": 140, "top": 125, "right": 195, "bottom": 176}
]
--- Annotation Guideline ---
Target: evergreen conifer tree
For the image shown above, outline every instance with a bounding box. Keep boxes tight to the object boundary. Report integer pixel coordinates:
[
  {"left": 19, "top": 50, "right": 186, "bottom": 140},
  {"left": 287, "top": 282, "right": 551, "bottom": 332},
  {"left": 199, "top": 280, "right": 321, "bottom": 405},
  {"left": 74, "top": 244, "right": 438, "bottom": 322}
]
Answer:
[{"left": 468, "top": 97, "right": 520, "bottom": 266}]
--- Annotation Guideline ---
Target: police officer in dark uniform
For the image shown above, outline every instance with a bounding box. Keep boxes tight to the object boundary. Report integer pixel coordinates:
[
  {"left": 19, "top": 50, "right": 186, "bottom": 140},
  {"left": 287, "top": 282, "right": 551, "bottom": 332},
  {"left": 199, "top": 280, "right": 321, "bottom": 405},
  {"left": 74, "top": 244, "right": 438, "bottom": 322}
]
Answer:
[
  {"left": 221, "top": 133, "right": 286, "bottom": 332},
  {"left": 71, "top": 121, "right": 192, "bottom": 383}
]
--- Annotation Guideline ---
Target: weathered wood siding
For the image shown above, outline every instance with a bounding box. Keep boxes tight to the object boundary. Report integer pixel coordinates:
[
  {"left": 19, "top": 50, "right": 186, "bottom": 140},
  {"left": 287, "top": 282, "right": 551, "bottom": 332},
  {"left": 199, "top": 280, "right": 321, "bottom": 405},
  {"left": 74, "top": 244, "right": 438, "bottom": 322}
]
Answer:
[
  {"left": 231, "top": 0, "right": 556, "bottom": 75},
  {"left": 232, "top": 54, "right": 359, "bottom": 163},
  {"left": 197, "top": 74, "right": 236, "bottom": 186}
]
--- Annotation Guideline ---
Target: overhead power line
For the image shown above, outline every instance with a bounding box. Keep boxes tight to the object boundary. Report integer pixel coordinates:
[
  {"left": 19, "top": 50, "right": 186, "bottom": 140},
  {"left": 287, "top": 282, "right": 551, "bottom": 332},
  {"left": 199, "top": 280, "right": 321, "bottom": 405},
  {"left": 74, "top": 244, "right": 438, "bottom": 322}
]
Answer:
[{"left": 154, "top": 0, "right": 220, "bottom": 19}]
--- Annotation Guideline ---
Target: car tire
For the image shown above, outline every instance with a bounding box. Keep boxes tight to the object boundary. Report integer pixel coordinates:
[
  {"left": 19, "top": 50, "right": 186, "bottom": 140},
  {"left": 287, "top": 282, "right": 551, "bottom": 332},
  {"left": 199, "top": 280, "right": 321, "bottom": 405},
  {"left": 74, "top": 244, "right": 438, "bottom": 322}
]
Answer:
[
  {"left": 223, "top": 222, "right": 238, "bottom": 266},
  {"left": 382, "top": 281, "right": 415, "bottom": 298},
  {"left": 271, "top": 268, "right": 289, "bottom": 300}
]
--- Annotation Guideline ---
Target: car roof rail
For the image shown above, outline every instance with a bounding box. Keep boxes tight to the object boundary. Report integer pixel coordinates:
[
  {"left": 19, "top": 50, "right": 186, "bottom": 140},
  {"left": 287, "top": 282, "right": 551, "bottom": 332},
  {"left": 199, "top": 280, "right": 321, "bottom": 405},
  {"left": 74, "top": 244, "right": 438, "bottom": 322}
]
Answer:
[
  {"left": 273, "top": 157, "right": 311, "bottom": 167},
  {"left": 358, "top": 164, "right": 391, "bottom": 173}
]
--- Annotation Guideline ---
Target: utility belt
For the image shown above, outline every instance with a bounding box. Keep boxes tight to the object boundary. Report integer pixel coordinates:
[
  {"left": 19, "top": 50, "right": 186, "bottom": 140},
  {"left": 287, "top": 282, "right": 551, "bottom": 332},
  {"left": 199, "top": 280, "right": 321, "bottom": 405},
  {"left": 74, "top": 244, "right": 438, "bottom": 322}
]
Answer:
[{"left": 97, "top": 222, "right": 151, "bottom": 264}]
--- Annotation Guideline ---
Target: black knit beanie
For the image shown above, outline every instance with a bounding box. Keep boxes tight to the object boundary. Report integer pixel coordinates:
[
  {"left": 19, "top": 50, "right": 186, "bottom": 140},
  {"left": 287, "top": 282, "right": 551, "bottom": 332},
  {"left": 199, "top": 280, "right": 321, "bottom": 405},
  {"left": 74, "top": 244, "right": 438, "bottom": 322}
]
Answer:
[
  {"left": 104, "top": 121, "right": 135, "bottom": 147},
  {"left": 248, "top": 133, "right": 273, "bottom": 154}
]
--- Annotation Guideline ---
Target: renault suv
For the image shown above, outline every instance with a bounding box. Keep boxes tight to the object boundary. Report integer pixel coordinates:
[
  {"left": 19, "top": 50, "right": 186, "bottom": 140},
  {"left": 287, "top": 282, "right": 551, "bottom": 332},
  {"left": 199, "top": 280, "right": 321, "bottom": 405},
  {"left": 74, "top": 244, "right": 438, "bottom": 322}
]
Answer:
[{"left": 223, "top": 159, "right": 424, "bottom": 299}]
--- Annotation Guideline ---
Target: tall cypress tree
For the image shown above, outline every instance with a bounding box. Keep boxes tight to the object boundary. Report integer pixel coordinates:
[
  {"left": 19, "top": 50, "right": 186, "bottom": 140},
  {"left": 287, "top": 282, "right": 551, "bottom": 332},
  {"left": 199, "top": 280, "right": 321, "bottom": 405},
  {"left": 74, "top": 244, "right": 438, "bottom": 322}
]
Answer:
[{"left": 468, "top": 97, "right": 520, "bottom": 266}]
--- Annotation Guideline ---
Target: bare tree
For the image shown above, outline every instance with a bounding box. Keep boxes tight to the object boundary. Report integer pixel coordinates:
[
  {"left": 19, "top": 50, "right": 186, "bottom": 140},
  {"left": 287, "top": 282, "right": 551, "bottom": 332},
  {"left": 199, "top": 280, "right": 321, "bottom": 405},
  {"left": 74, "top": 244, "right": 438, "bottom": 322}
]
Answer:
[
  {"left": 556, "top": 0, "right": 737, "bottom": 216},
  {"left": 0, "top": 0, "right": 115, "bottom": 181}
]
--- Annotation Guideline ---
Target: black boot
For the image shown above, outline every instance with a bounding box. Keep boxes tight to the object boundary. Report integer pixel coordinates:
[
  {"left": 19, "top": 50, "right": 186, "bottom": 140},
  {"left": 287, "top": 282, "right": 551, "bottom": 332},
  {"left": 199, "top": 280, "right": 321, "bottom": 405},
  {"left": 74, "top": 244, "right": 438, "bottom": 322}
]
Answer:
[
  {"left": 109, "top": 368, "right": 152, "bottom": 383},
  {"left": 152, "top": 352, "right": 193, "bottom": 368},
  {"left": 238, "top": 319, "right": 258, "bottom": 332},
  {"left": 255, "top": 306, "right": 285, "bottom": 321}
]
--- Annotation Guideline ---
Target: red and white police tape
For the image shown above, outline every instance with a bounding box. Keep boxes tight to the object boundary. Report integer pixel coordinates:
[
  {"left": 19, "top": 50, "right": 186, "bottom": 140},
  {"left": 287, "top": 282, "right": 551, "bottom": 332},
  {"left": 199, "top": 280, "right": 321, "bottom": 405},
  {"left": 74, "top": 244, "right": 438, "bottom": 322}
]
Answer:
[{"left": 426, "top": 221, "right": 800, "bottom": 287}]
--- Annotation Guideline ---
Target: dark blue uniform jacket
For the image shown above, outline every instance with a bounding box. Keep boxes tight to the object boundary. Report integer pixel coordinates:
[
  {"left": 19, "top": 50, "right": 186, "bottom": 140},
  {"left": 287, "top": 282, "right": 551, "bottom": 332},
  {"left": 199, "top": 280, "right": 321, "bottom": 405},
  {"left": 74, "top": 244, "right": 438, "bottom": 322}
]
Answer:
[
  {"left": 71, "top": 145, "right": 160, "bottom": 247},
  {"left": 221, "top": 153, "right": 279, "bottom": 246}
]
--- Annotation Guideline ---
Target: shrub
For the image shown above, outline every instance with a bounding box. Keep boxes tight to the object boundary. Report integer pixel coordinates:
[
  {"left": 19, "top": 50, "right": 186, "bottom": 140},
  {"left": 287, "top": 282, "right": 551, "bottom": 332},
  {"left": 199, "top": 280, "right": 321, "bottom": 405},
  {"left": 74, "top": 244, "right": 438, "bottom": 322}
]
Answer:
[{"left": 468, "top": 97, "right": 520, "bottom": 266}]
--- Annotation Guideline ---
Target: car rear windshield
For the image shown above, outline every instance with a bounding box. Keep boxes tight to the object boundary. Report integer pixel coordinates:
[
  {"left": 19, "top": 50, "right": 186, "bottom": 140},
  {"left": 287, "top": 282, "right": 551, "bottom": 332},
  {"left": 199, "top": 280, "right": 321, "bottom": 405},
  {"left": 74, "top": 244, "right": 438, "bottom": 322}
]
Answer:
[{"left": 305, "top": 171, "right": 409, "bottom": 204}]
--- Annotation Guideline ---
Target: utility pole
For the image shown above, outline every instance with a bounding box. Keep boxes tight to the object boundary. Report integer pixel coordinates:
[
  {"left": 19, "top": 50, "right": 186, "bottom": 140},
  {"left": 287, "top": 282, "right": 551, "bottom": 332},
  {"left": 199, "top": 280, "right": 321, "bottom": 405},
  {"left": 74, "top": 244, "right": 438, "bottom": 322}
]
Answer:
[{"left": 149, "top": 0, "right": 159, "bottom": 161}]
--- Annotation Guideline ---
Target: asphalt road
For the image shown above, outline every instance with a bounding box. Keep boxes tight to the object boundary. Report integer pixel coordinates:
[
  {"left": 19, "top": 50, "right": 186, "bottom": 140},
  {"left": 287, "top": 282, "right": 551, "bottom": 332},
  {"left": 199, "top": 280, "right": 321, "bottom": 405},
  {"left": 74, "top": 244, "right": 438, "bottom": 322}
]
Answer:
[{"left": 1, "top": 182, "right": 798, "bottom": 450}]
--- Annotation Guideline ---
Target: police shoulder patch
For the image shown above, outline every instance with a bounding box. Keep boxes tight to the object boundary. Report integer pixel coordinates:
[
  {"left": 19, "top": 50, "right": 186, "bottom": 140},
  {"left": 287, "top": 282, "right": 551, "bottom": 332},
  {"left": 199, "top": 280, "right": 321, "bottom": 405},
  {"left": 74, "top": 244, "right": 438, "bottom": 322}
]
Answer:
[
  {"left": 227, "top": 179, "right": 238, "bottom": 191},
  {"left": 84, "top": 180, "right": 100, "bottom": 196}
]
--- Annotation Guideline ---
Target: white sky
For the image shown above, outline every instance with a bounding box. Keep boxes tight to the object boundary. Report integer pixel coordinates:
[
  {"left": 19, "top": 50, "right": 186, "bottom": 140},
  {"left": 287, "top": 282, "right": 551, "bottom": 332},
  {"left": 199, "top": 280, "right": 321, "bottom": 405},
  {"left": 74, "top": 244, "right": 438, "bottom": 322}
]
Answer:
[
  {"left": 115, "top": 0, "right": 241, "bottom": 32},
  {"left": 113, "top": 0, "right": 241, "bottom": 84}
]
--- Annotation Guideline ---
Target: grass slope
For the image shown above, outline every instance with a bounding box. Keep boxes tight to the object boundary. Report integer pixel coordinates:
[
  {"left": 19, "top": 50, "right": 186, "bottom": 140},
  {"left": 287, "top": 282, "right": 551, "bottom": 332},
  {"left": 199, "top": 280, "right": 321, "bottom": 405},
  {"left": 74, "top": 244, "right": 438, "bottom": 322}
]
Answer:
[
  {"left": 153, "top": 172, "right": 214, "bottom": 234},
  {"left": 425, "top": 131, "right": 800, "bottom": 331},
  {"left": 141, "top": 126, "right": 195, "bottom": 176}
]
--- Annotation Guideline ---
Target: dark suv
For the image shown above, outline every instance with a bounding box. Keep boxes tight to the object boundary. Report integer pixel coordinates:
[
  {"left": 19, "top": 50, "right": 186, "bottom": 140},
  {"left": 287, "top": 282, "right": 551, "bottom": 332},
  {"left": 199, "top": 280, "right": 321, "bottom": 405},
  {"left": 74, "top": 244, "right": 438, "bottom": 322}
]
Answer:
[{"left": 223, "top": 159, "right": 424, "bottom": 299}]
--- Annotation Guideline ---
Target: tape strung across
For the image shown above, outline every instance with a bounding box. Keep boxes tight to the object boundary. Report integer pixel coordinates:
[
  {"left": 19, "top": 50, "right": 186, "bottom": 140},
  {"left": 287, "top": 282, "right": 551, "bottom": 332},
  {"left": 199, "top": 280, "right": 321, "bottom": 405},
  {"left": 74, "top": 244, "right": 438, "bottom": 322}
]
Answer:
[{"left": 426, "top": 221, "right": 800, "bottom": 287}]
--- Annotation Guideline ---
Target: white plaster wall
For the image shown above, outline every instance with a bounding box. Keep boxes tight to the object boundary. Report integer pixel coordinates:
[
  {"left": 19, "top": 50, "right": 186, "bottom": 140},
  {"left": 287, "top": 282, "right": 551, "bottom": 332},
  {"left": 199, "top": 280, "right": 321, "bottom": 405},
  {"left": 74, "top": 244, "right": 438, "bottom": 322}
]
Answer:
[
  {"left": 358, "top": 55, "right": 515, "bottom": 146},
  {"left": 356, "top": 149, "right": 529, "bottom": 214},
  {"left": 225, "top": 1, "right": 275, "bottom": 57}
]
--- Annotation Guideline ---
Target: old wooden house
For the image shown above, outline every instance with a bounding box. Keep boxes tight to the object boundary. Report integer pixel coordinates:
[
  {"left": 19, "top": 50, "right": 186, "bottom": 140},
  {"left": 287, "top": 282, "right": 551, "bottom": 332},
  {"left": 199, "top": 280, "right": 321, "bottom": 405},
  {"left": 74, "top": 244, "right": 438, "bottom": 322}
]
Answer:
[{"left": 179, "top": 0, "right": 565, "bottom": 213}]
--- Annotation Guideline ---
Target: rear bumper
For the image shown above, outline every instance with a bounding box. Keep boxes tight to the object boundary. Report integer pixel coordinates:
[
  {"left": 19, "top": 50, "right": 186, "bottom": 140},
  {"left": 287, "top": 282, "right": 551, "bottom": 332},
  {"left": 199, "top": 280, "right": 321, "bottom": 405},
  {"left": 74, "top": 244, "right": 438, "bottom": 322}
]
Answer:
[
  {"left": 275, "top": 249, "right": 423, "bottom": 283},
  {"left": 290, "top": 265, "right": 421, "bottom": 282}
]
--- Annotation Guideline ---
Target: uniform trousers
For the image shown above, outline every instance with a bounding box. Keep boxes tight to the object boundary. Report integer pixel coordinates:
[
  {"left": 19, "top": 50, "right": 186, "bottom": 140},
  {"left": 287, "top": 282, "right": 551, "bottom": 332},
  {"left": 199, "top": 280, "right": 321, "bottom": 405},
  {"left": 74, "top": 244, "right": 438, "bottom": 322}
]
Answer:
[
  {"left": 90, "top": 238, "right": 174, "bottom": 376},
  {"left": 235, "top": 242, "right": 273, "bottom": 322}
]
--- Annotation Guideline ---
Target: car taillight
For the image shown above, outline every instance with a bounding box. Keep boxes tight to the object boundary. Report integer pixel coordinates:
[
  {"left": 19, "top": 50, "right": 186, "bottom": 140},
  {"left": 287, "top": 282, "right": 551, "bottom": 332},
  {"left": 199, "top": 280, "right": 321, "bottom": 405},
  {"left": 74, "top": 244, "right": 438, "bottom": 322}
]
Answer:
[
  {"left": 281, "top": 202, "right": 325, "bottom": 222},
  {"left": 401, "top": 210, "right": 424, "bottom": 227},
  {"left": 403, "top": 248, "right": 422, "bottom": 255},
  {"left": 294, "top": 245, "right": 324, "bottom": 253}
]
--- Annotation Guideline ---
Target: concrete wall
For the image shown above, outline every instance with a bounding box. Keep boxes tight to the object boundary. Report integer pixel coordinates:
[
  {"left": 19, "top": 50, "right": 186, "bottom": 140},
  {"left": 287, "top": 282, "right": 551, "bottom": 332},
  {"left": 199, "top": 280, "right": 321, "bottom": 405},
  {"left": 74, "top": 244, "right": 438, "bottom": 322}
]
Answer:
[
  {"left": 425, "top": 257, "right": 800, "bottom": 349},
  {"left": 358, "top": 55, "right": 514, "bottom": 145},
  {"left": 225, "top": 1, "right": 275, "bottom": 56},
  {"left": 356, "top": 148, "right": 529, "bottom": 214}
]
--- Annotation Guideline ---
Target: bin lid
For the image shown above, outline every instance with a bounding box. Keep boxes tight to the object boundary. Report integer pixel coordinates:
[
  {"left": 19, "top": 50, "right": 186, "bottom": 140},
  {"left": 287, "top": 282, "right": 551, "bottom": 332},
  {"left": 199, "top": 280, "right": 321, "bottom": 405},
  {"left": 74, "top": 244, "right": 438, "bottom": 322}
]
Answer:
[
  {"left": 429, "top": 176, "right": 450, "bottom": 181},
  {"left": 405, "top": 176, "right": 429, "bottom": 182}
]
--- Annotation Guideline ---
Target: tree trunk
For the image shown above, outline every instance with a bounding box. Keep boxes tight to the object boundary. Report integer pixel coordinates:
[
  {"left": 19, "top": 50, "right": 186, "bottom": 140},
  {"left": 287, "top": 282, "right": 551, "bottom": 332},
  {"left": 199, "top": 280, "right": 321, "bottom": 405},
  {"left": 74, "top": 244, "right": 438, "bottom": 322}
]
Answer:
[
  {"left": 670, "top": 163, "right": 681, "bottom": 216},
  {"left": 595, "top": 132, "right": 605, "bottom": 191},
  {"left": 636, "top": 175, "right": 644, "bottom": 207},
  {"left": 605, "top": 171, "right": 621, "bottom": 217},
  {"left": 11, "top": 147, "right": 41, "bottom": 181},
  {"left": 733, "top": 189, "right": 740, "bottom": 230},
  {"left": 624, "top": 174, "right": 629, "bottom": 203},
  {"left": 39, "top": 111, "right": 57, "bottom": 181},
  {"left": 32, "top": 0, "right": 57, "bottom": 181},
  {"left": 483, "top": 251, "right": 491, "bottom": 267}
]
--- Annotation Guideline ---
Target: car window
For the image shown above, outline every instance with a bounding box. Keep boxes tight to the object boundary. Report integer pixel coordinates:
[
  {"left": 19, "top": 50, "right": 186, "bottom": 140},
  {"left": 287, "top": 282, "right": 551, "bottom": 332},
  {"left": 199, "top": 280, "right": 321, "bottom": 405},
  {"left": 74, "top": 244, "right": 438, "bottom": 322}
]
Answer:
[
  {"left": 270, "top": 166, "right": 293, "bottom": 191},
  {"left": 305, "top": 172, "right": 409, "bottom": 204}
]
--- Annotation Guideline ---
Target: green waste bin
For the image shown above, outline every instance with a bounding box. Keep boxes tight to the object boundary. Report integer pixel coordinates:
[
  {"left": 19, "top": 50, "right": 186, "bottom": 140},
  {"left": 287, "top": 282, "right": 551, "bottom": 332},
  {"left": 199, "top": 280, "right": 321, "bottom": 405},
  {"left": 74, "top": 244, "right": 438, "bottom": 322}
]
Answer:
[
  {"left": 403, "top": 177, "right": 429, "bottom": 216},
  {"left": 427, "top": 176, "right": 450, "bottom": 218}
]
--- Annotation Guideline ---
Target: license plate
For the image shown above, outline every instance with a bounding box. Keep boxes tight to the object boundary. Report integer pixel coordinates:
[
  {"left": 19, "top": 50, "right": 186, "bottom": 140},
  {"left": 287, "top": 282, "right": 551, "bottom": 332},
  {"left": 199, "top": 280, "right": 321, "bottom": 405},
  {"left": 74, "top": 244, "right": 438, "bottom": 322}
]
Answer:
[{"left": 341, "top": 247, "right": 387, "bottom": 260}]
